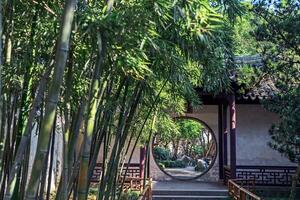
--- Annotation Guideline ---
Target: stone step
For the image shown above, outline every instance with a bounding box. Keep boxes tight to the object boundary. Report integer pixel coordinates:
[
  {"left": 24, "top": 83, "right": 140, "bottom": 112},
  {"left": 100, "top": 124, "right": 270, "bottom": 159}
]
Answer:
[
  {"left": 151, "top": 181, "right": 229, "bottom": 200},
  {"left": 152, "top": 195, "right": 229, "bottom": 200},
  {"left": 153, "top": 189, "right": 228, "bottom": 196}
]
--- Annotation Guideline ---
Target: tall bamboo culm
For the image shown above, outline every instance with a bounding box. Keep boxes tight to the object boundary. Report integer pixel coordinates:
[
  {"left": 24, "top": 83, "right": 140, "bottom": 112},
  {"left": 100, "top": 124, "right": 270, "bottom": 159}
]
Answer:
[{"left": 24, "top": 0, "right": 77, "bottom": 198}]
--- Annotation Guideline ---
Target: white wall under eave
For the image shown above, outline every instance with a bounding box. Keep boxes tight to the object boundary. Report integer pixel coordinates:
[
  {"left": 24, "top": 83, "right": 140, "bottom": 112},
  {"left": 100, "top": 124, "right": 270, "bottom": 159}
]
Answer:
[
  {"left": 235, "top": 104, "right": 295, "bottom": 166},
  {"left": 149, "top": 104, "right": 296, "bottom": 181},
  {"left": 94, "top": 104, "right": 296, "bottom": 182}
]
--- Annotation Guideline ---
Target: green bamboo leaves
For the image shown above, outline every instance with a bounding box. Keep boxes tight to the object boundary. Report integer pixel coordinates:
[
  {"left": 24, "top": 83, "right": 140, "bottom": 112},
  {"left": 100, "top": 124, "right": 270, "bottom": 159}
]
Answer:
[{"left": 0, "top": 0, "right": 245, "bottom": 199}]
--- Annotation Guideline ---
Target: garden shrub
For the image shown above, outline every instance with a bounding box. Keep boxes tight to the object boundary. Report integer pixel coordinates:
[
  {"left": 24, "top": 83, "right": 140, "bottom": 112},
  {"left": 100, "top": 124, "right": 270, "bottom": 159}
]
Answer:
[
  {"left": 120, "top": 190, "right": 139, "bottom": 200},
  {"left": 153, "top": 146, "right": 171, "bottom": 161},
  {"left": 191, "top": 145, "right": 203, "bottom": 156}
]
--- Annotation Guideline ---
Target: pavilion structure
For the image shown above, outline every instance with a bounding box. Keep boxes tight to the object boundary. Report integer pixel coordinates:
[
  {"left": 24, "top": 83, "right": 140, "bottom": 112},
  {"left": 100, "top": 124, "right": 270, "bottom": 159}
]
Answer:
[
  {"left": 92, "top": 55, "right": 299, "bottom": 187},
  {"left": 192, "top": 55, "right": 298, "bottom": 186}
]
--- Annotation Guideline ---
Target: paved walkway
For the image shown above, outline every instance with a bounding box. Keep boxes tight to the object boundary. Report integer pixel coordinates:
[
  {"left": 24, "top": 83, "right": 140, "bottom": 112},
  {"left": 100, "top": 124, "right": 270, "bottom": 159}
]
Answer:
[
  {"left": 152, "top": 181, "right": 228, "bottom": 199},
  {"left": 153, "top": 180, "right": 227, "bottom": 191},
  {"left": 164, "top": 167, "right": 203, "bottom": 179}
]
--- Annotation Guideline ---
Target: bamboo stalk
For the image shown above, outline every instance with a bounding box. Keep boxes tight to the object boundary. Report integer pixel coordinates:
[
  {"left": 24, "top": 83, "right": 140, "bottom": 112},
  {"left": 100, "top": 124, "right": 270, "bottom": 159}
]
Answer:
[
  {"left": 77, "top": 30, "right": 106, "bottom": 200},
  {"left": 46, "top": 113, "right": 56, "bottom": 200},
  {"left": 102, "top": 82, "right": 144, "bottom": 200},
  {"left": 0, "top": 0, "right": 4, "bottom": 160},
  {"left": 4, "top": 66, "right": 53, "bottom": 199},
  {"left": 118, "top": 81, "right": 165, "bottom": 199},
  {"left": 38, "top": 116, "right": 56, "bottom": 200},
  {"left": 55, "top": 42, "right": 74, "bottom": 200},
  {"left": 25, "top": 0, "right": 77, "bottom": 198}
]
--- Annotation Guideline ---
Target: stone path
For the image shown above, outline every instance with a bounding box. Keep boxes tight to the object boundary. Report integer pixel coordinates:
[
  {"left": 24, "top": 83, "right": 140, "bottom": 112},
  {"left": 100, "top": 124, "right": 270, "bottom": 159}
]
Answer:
[
  {"left": 153, "top": 181, "right": 227, "bottom": 190},
  {"left": 152, "top": 181, "right": 229, "bottom": 200},
  {"left": 164, "top": 167, "right": 203, "bottom": 179}
]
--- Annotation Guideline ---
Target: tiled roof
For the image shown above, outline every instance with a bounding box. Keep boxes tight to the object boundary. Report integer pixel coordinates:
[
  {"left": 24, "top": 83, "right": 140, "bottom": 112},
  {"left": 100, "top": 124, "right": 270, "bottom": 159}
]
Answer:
[
  {"left": 240, "top": 77, "right": 279, "bottom": 100},
  {"left": 233, "top": 55, "right": 278, "bottom": 100}
]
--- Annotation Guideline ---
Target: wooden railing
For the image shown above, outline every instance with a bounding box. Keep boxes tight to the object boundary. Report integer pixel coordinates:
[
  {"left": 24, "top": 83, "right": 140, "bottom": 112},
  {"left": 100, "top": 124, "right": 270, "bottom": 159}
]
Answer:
[
  {"left": 224, "top": 165, "right": 231, "bottom": 184},
  {"left": 91, "top": 163, "right": 141, "bottom": 183},
  {"left": 120, "top": 177, "right": 145, "bottom": 192},
  {"left": 138, "top": 179, "right": 152, "bottom": 200},
  {"left": 228, "top": 179, "right": 261, "bottom": 200}
]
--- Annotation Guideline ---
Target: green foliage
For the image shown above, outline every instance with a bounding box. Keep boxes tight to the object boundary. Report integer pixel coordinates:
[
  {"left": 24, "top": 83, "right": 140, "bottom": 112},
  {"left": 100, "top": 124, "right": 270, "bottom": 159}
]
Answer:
[
  {"left": 232, "top": 3, "right": 258, "bottom": 55},
  {"left": 153, "top": 147, "right": 171, "bottom": 161},
  {"left": 120, "top": 190, "right": 139, "bottom": 200},
  {"left": 191, "top": 145, "right": 203, "bottom": 156},
  {"left": 0, "top": 0, "right": 245, "bottom": 198},
  {"left": 177, "top": 119, "right": 204, "bottom": 140},
  {"left": 265, "top": 87, "right": 300, "bottom": 163},
  {"left": 253, "top": 0, "right": 300, "bottom": 164},
  {"left": 154, "top": 119, "right": 213, "bottom": 161},
  {"left": 157, "top": 119, "right": 203, "bottom": 145},
  {"left": 236, "top": 65, "right": 263, "bottom": 94}
]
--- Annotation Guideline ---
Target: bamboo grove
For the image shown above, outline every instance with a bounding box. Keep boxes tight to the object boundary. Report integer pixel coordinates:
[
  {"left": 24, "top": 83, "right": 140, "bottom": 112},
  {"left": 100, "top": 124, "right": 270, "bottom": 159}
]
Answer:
[{"left": 0, "top": 0, "right": 243, "bottom": 199}]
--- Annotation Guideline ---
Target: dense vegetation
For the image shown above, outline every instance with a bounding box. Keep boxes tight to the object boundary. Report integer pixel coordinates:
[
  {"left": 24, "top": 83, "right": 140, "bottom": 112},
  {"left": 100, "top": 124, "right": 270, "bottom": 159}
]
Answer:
[
  {"left": 0, "top": 0, "right": 242, "bottom": 199},
  {"left": 253, "top": 1, "right": 300, "bottom": 199},
  {"left": 0, "top": 0, "right": 298, "bottom": 199}
]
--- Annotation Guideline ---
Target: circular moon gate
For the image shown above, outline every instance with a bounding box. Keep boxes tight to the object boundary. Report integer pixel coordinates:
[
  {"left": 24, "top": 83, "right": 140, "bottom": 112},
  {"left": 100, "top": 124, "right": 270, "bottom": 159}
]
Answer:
[{"left": 152, "top": 117, "right": 217, "bottom": 180}]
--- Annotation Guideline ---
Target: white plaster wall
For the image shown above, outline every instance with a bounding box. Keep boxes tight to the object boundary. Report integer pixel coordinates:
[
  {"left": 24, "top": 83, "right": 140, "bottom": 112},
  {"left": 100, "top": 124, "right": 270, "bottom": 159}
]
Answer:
[
  {"left": 28, "top": 120, "right": 63, "bottom": 191},
  {"left": 96, "top": 104, "right": 295, "bottom": 182},
  {"left": 149, "top": 104, "right": 296, "bottom": 181},
  {"left": 97, "top": 138, "right": 141, "bottom": 164},
  {"left": 235, "top": 104, "right": 294, "bottom": 166}
]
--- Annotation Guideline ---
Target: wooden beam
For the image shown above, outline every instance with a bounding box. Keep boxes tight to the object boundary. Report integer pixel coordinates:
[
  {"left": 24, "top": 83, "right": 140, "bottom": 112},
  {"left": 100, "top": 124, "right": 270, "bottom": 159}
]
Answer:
[
  {"left": 140, "top": 146, "right": 146, "bottom": 178},
  {"left": 229, "top": 95, "right": 237, "bottom": 179},
  {"left": 218, "top": 104, "right": 224, "bottom": 179},
  {"left": 223, "top": 103, "right": 228, "bottom": 166}
]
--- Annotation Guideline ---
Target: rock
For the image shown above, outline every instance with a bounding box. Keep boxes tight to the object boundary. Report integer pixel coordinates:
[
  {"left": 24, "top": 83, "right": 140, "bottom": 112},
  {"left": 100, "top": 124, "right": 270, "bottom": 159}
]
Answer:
[
  {"left": 195, "top": 159, "right": 208, "bottom": 172},
  {"left": 178, "top": 155, "right": 193, "bottom": 165}
]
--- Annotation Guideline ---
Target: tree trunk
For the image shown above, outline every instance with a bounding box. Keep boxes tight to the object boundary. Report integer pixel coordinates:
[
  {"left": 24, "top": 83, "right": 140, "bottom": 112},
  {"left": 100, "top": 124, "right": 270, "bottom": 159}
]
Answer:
[{"left": 24, "top": 0, "right": 76, "bottom": 198}]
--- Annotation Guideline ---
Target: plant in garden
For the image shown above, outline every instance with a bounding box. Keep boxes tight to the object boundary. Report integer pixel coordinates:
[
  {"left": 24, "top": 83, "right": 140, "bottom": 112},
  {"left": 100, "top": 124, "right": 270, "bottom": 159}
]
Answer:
[
  {"left": 0, "top": 0, "right": 244, "bottom": 199},
  {"left": 153, "top": 147, "right": 171, "bottom": 161},
  {"left": 253, "top": 1, "right": 300, "bottom": 199}
]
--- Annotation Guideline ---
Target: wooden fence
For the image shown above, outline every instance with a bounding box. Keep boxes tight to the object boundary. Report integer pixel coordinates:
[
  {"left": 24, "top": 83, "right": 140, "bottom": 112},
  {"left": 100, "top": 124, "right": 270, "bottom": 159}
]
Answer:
[
  {"left": 91, "top": 163, "right": 141, "bottom": 183},
  {"left": 137, "top": 179, "right": 152, "bottom": 200},
  {"left": 90, "top": 163, "right": 152, "bottom": 199},
  {"left": 228, "top": 179, "right": 261, "bottom": 200},
  {"left": 224, "top": 165, "right": 231, "bottom": 184}
]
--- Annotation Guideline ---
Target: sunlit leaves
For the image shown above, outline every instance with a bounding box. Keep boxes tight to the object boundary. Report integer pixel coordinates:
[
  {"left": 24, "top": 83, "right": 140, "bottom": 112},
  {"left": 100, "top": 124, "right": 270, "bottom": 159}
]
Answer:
[{"left": 254, "top": 1, "right": 300, "bottom": 164}]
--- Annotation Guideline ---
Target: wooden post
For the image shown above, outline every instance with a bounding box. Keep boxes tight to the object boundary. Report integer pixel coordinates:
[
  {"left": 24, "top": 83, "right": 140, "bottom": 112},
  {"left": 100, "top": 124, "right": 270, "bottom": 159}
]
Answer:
[
  {"left": 140, "top": 146, "right": 146, "bottom": 178},
  {"left": 229, "top": 94, "right": 236, "bottom": 179},
  {"left": 218, "top": 104, "right": 224, "bottom": 179},
  {"left": 146, "top": 150, "right": 150, "bottom": 178},
  {"left": 223, "top": 103, "right": 228, "bottom": 166}
]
